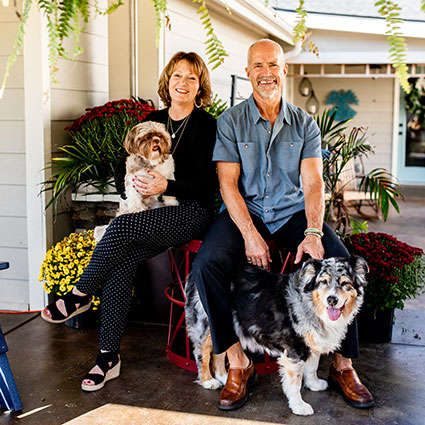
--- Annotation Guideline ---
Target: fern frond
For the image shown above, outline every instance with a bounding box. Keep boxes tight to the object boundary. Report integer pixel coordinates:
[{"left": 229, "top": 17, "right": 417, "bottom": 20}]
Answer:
[
  {"left": 192, "top": 0, "right": 228, "bottom": 70},
  {"left": 150, "top": 0, "right": 168, "bottom": 45},
  {"left": 375, "top": 0, "right": 411, "bottom": 93},
  {"left": 1, "top": 0, "right": 123, "bottom": 93},
  {"left": 293, "top": 0, "right": 319, "bottom": 57},
  {"left": 0, "top": 0, "right": 32, "bottom": 98}
]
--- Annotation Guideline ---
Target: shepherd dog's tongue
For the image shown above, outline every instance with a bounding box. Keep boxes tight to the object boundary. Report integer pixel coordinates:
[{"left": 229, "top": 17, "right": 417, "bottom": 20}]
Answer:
[{"left": 327, "top": 307, "right": 342, "bottom": 321}]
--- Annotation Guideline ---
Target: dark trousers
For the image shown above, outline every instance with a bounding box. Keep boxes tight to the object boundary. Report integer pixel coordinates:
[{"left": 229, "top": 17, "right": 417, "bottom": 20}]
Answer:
[
  {"left": 75, "top": 201, "right": 212, "bottom": 352},
  {"left": 191, "top": 209, "right": 359, "bottom": 358}
]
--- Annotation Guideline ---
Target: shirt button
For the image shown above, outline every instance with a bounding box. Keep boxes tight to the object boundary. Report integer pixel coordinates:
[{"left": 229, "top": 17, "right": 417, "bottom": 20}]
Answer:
[
  {"left": 290, "top": 143, "right": 294, "bottom": 147},
  {"left": 244, "top": 144, "right": 248, "bottom": 148},
  {"left": 267, "top": 173, "right": 270, "bottom": 176},
  {"left": 265, "top": 209, "right": 269, "bottom": 213},
  {"left": 265, "top": 195, "right": 269, "bottom": 199},
  {"left": 268, "top": 131, "right": 271, "bottom": 134}
]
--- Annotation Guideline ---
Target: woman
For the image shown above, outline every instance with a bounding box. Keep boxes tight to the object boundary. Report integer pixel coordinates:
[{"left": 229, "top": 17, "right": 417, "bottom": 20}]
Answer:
[{"left": 41, "top": 52, "right": 217, "bottom": 391}]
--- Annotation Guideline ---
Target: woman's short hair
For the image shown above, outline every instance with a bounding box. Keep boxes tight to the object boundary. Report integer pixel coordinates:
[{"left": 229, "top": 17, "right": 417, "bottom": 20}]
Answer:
[{"left": 158, "top": 52, "right": 213, "bottom": 108}]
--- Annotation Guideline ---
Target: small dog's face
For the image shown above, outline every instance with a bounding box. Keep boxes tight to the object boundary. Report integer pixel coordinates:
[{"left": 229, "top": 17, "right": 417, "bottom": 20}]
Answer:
[
  {"left": 299, "top": 256, "right": 368, "bottom": 323},
  {"left": 124, "top": 122, "right": 172, "bottom": 160}
]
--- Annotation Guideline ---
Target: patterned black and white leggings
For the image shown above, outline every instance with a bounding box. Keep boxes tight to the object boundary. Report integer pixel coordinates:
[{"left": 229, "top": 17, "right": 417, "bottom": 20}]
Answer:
[{"left": 76, "top": 201, "right": 212, "bottom": 352}]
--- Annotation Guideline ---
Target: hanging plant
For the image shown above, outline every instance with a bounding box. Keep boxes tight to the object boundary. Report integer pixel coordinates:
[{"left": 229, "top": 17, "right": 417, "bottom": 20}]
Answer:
[
  {"left": 292, "top": 0, "right": 319, "bottom": 57},
  {"left": 0, "top": 0, "right": 123, "bottom": 96},
  {"left": 375, "top": 0, "right": 411, "bottom": 93}
]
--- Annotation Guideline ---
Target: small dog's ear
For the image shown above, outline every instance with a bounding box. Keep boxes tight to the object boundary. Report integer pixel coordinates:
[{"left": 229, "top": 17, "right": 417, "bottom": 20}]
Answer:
[
  {"left": 124, "top": 125, "right": 140, "bottom": 154},
  {"left": 349, "top": 255, "right": 369, "bottom": 287},
  {"left": 299, "top": 259, "right": 321, "bottom": 292}
]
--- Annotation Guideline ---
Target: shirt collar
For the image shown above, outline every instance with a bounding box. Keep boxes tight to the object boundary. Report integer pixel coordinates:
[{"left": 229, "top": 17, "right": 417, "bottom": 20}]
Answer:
[{"left": 248, "top": 94, "right": 292, "bottom": 126}]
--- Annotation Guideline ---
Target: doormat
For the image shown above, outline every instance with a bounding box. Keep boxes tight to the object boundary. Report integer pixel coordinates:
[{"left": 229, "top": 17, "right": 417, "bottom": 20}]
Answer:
[{"left": 63, "top": 404, "right": 286, "bottom": 425}]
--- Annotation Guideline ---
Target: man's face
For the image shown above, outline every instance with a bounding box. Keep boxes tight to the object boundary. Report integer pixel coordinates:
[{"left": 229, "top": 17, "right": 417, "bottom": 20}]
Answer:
[{"left": 246, "top": 42, "right": 288, "bottom": 101}]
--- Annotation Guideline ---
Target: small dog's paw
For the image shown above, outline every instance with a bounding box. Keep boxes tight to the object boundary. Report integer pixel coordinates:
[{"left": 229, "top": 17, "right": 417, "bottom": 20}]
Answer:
[
  {"left": 290, "top": 401, "right": 314, "bottom": 416},
  {"left": 214, "top": 373, "right": 228, "bottom": 386},
  {"left": 306, "top": 378, "right": 328, "bottom": 392},
  {"left": 200, "top": 378, "right": 222, "bottom": 390}
]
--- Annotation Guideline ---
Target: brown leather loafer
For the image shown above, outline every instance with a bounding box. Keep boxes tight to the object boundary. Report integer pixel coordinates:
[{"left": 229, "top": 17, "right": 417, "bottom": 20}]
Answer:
[
  {"left": 218, "top": 360, "right": 257, "bottom": 410},
  {"left": 329, "top": 365, "right": 375, "bottom": 408}
]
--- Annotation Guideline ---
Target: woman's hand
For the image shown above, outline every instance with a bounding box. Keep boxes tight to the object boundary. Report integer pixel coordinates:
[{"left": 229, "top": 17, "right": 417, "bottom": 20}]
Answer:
[{"left": 133, "top": 171, "right": 168, "bottom": 197}]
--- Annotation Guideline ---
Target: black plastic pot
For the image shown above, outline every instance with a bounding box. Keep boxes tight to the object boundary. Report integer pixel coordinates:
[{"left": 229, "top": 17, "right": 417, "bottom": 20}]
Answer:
[{"left": 357, "top": 306, "right": 395, "bottom": 343}]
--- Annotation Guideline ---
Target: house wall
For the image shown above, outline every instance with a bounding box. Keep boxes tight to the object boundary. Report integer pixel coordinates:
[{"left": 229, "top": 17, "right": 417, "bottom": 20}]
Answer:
[
  {"left": 291, "top": 77, "right": 394, "bottom": 175},
  {"left": 165, "top": 0, "right": 265, "bottom": 105},
  {"left": 50, "top": 6, "right": 109, "bottom": 243},
  {"left": 0, "top": 5, "right": 28, "bottom": 310},
  {"left": 288, "top": 29, "right": 425, "bottom": 64},
  {"left": 0, "top": 3, "right": 109, "bottom": 310}
]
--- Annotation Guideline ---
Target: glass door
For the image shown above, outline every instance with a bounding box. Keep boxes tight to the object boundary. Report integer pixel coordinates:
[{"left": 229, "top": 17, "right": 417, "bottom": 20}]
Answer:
[{"left": 398, "top": 82, "right": 425, "bottom": 184}]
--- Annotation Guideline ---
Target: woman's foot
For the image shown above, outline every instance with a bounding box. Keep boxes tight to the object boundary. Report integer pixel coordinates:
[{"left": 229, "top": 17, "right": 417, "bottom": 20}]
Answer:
[
  {"left": 41, "top": 288, "right": 92, "bottom": 323},
  {"left": 81, "top": 351, "right": 121, "bottom": 392}
]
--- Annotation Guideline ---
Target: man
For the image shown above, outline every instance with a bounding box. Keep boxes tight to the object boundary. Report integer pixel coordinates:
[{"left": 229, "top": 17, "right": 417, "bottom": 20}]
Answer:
[{"left": 191, "top": 39, "right": 374, "bottom": 411}]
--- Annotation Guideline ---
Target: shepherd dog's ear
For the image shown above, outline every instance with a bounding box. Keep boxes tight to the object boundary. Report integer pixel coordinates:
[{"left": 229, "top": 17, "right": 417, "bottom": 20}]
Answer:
[
  {"left": 299, "top": 259, "right": 322, "bottom": 292},
  {"left": 349, "top": 255, "right": 369, "bottom": 288}
]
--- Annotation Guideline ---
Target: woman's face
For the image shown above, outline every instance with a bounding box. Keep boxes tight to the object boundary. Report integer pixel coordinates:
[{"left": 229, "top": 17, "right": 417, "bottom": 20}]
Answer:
[{"left": 168, "top": 60, "right": 200, "bottom": 107}]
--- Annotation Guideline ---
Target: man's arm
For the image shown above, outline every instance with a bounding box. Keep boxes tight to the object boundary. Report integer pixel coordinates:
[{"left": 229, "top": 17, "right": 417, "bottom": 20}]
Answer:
[
  {"left": 217, "top": 161, "right": 271, "bottom": 268},
  {"left": 294, "top": 157, "right": 325, "bottom": 264}
]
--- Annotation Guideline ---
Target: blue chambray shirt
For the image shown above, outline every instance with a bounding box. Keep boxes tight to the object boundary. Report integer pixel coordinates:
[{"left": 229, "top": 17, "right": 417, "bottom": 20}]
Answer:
[{"left": 213, "top": 95, "right": 322, "bottom": 233}]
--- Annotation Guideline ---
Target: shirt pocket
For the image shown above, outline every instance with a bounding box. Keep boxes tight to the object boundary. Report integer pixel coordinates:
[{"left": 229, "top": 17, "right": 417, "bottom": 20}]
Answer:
[
  {"left": 276, "top": 140, "right": 303, "bottom": 180},
  {"left": 237, "top": 141, "right": 262, "bottom": 167}
]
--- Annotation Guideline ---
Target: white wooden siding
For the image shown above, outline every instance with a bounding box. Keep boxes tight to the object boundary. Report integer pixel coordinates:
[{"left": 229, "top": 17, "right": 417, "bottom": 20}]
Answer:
[
  {"left": 292, "top": 77, "right": 394, "bottom": 174},
  {"left": 0, "top": 5, "right": 28, "bottom": 310},
  {"left": 0, "top": 2, "right": 109, "bottom": 310},
  {"left": 166, "top": 0, "right": 266, "bottom": 104}
]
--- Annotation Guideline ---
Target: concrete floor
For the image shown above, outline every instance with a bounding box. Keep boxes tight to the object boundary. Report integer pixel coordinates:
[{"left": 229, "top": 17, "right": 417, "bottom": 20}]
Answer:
[{"left": 1, "top": 188, "right": 425, "bottom": 425}]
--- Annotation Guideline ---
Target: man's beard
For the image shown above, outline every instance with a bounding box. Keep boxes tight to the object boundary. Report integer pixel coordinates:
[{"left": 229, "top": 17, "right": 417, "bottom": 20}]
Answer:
[{"left": 256, "top": 78, "right": 280, "bottom": 99}]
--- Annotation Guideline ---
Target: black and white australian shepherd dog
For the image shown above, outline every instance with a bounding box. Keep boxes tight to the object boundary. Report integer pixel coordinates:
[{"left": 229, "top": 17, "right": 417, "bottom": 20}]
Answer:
[{"left": 185, "top": 256, "right": 368, "bottom": 416}]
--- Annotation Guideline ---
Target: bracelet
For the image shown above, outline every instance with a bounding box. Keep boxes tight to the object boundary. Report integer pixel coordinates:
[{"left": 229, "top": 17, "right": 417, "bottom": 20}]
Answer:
[{"left": 304, "top": 228, "right": 324, "bottom": 238}]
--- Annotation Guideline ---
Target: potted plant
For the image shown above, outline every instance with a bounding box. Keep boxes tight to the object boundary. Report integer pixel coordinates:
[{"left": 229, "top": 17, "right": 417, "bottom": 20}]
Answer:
[
  {"left": 39, "top": 230, "right": 100, "bottom": 328},
  {"left": 344, "top": 232, "right": 425, "bottom": 342},
  {"left": 41, "top": 98, "right": 156, "bottom": 209},
  {"left": 316, "top": 109, "right": 403, "bottom": 233}
]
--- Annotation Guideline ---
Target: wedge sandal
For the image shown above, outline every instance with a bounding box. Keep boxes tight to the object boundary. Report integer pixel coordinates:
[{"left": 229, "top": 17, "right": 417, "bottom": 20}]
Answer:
[
  {"left": 81, "top": 351, "right": 121, "bottom": 392},
  {"left": 41, "top": 291, "right": 92, "bottom": 324}
]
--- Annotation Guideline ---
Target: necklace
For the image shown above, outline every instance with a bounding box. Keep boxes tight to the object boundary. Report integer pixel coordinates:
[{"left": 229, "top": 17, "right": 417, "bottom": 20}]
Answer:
[
  {"left": 167, "top": 112, "right": 191, "bottom": 139},
  {"left": 167, "top": 112, "right": 192, "bottom": 155}
]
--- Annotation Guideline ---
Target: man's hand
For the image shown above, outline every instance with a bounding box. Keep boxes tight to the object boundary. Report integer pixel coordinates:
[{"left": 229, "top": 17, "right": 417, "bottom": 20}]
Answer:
[
  {"left": 133, "top": 170, "right": 167, "bottom": 196},
  {"left": 244, "top": 230, "right": 272, "bottom": 269},
  {"left": 294, "top": 234, "right": 324, "bottom": 264}
]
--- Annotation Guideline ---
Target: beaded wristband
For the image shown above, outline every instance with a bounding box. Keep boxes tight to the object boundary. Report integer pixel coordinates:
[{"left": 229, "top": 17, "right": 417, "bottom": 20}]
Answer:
[{"left": 304, "top": 228, "right": 324, "bottom": 238}]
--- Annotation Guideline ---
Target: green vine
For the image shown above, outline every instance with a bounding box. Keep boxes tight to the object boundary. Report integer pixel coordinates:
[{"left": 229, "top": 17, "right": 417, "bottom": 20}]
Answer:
[
  {"left": 0, "top": 0, "right": 31, "bottom": 98},
  {"left": 150, "top": 0, "right": 168, "bottom": 45},
  {"left": 150, "top": 0, "right": 228, "bottom": 70},
  {"left": 375, "top": 0, "right": 411, "bottom": 93},
  {"left": 0, "top": 0, "right": 123, "bottom": 95},
  {"left": 293, "top": 0, "right": 319, "bottom": 57},
  {"left": 194, "top": 0, "right": 228, "bottom": 70}
]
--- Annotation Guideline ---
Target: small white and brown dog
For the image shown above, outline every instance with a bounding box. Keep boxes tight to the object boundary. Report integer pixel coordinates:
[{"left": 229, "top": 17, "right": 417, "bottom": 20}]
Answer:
[
  {"left": 117, "top": 121, "right": 179, "bottom": 216},
  {"left": 93, "top": 121, "right": 178, "bottom": 242}
]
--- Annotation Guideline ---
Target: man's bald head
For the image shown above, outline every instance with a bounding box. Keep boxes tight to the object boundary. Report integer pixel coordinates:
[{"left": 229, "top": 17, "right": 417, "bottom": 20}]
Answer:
[{"left": 247, "top": 39, "right": 285, "bottom": 68}]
